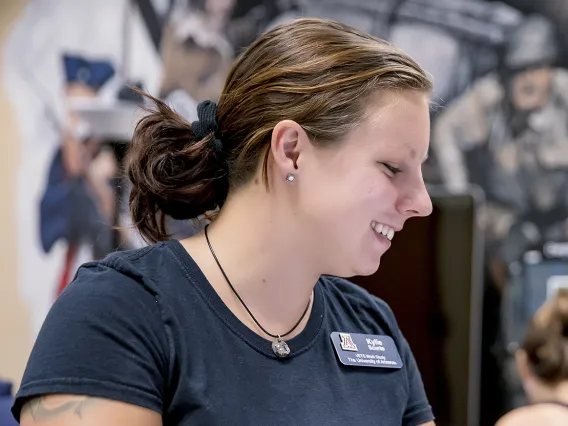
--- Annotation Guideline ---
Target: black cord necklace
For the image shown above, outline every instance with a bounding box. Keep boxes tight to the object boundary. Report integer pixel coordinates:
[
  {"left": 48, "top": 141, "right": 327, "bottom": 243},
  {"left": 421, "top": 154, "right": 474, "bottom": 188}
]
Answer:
[{"left": 204, "top": 224, "right": 311, "bottom": 358}]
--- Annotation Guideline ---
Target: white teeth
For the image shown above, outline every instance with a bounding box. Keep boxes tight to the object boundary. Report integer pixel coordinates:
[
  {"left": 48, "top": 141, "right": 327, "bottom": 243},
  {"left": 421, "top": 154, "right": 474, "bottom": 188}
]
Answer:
[{"left": 372, "top": 222, "right": 395, "bottom": 241}]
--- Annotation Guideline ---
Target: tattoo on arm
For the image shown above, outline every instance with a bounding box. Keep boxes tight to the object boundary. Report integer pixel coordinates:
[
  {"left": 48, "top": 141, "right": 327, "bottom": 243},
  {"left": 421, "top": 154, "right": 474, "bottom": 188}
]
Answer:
[{"left": 22, "top": 396, "right": 100, "bottom": 421}]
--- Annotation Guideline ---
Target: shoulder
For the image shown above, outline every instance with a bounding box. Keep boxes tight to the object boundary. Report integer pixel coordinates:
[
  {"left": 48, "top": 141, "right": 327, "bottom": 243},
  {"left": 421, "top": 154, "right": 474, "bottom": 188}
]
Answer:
[
  {"left": 496, "top": 405, "right": 560, "bottom": 426},
  {"left": 495, "top": 409, "right": 525, "bottom": 426},
  {"left": 45, "top": 244, "right": 173, "bottom": 321},
  {"left": 54, "top": 239, "right": 209, "bottom": 329},
  {"left": 90, "top": 241, "right": 173, "bottom": 276},
  {"left": 50, "top": 242, "right": 184, "bottom": 327},
  {"left": 319, "top": 276, "right": 398, "bottom": 330},
  {"left": 14, "top": 246, "right": 175, "bottom": 423},
  {"left": 67, "top": 241, "right": 180, "bottom": 297}
]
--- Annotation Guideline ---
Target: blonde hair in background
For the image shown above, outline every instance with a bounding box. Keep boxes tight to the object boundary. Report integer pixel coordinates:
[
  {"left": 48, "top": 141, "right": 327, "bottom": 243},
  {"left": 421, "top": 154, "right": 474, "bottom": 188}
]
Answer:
[{"left": 522, "top": 288, "right": 568, "bottom": 384}]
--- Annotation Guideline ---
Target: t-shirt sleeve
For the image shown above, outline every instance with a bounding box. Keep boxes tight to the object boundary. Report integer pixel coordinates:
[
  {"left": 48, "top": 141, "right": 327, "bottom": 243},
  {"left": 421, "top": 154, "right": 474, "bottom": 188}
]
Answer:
[
  {"left": 376, "top": 298, "right": 435, "bottom": 426},
  {"left": 398, "top": 333, "right": 435, "bottom": 426},
  {"left": 11, "top": 258, "right": 170, "bottom": 422}
]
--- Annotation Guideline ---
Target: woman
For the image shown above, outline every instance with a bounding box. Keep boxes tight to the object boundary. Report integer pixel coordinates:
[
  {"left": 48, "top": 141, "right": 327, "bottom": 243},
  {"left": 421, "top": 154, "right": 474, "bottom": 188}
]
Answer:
[
  {"left": 496, "top": 289, "right": 568, "bottom": 426},
  {"left": 13, "top": 18, "right": 435, "bottom": 426}
]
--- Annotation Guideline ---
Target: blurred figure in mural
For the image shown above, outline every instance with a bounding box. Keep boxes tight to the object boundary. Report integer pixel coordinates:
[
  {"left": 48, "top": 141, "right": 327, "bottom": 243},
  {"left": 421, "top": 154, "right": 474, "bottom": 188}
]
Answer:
[
  {"left": 435, "top": 14, "right": 568, "bottom": 284},
  {"left": 433, "top": 13, "right": 568, "bottom": 417},
  {"left": 160, "top": 0, "right": 287, "bottom": 103},
  {"left": 39, "top": 54, "right": 118, "bottom": 297},
  {"left": 159, "top": 0, "right": 236, "bottom": 103},
  {"left": 2, "top": 0, "right": 162, "bottom": 335}
]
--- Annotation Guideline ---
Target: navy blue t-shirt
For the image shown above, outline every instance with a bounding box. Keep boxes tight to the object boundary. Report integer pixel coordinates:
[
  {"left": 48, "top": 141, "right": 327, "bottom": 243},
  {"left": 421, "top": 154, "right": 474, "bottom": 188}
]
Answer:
[{"left": 13, "top": 240, "right": 434, "bottom": 425}]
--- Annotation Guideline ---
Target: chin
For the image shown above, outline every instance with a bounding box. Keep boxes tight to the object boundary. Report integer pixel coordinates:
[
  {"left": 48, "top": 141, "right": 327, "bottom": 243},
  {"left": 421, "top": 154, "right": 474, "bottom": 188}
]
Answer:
[
  {"left": 324, "top": 257, "right": 381, "bottom": 279},
  {"left": 355, "top": 261, "right": 381, "bottom": 277},
  {"left": 324, "top": 240, "right": 384, "bottom": 277},
  {"left": 346, "top": 257, "right": 382, "bottom": 278}
]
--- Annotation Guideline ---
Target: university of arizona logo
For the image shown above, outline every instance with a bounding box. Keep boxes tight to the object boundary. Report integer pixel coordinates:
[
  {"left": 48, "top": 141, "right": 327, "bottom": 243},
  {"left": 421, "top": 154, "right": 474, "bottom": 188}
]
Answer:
[{"left": 339, "top": 333, "right": 358, "bottom": 352}]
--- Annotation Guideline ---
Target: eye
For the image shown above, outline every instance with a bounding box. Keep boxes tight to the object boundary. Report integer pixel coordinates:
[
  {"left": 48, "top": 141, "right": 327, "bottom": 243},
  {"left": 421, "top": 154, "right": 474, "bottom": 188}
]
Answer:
[{"left": 381, "top": 163, "right": 403, "bottom": 177}]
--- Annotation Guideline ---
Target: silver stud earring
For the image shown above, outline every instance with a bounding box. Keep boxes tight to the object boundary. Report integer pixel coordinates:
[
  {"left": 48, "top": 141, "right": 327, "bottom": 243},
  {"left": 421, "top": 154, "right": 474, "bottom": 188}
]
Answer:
[{"left": 286, "top": 174, "right": 295, "bottom": 182}]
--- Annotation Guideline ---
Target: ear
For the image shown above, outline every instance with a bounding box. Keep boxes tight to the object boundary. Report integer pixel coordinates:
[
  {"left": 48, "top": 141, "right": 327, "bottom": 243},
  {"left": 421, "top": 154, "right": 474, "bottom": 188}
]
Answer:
[{"left": 270, "top": 120, "right": 310, "bottom": 179}]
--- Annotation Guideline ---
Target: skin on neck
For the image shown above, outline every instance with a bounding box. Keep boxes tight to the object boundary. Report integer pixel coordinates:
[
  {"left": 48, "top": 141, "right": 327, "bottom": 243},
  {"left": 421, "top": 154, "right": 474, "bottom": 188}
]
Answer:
[
  {"left": 181, "top": 167, "right": 320, "bottom": 341},
  {"left": 526, "top": 380, "right": 568, "bottom": 405},
  {"left": 517, "top": 350, "right": 568, "bottom": 405}
]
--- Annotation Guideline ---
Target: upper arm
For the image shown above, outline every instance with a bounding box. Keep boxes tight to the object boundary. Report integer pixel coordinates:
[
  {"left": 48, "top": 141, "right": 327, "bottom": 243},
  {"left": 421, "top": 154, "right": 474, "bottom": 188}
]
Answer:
[
  {"left": 20, "top": 395, "right": 161, "bottom": 426},
  {"left": 12, "top": 260, "right": 170, "bottom": 423}
]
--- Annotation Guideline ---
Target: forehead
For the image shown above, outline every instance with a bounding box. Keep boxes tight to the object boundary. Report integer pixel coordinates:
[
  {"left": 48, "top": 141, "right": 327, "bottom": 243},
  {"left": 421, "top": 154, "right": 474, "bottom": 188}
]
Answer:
[{"left": 347, "top": 90, "right": 430, "bottom": 159}]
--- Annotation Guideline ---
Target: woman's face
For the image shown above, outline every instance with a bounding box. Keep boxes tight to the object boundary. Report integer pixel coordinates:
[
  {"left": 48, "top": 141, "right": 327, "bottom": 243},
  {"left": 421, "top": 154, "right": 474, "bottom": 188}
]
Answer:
[{"left": 293, "top": 90, "right": 432, "bottom": 277}]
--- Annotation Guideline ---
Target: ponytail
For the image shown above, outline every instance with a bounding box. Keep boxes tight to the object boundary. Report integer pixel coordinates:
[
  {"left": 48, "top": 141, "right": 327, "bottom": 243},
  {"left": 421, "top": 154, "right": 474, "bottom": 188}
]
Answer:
[{"left": 126, "top": 89, "right": 228, "bottom": 243}]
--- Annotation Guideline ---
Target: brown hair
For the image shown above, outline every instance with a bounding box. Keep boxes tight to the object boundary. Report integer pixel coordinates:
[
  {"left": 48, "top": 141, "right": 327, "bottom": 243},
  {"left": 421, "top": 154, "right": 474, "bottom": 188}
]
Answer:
[
  {"left": 127, "top": 18, "right": 432, "bottom": 243},
  {"left": 522, "top": 288, "right": 568, "bottom": 385}
]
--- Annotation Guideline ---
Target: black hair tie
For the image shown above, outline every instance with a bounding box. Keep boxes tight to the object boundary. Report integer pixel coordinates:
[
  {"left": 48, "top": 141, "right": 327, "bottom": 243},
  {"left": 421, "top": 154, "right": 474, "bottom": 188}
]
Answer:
[
  {"left": 192, "top": 100, "right": 224, "bottom": 153},
  {"left": 192, "top": 100, "right": 228, "bottom": 208}
]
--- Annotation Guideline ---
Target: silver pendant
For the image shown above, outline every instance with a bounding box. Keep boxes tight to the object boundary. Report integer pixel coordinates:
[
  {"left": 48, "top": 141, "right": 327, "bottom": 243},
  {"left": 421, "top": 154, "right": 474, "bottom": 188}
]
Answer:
[{"left": 272, "top": 337, "right": 290, "bottom": 358}]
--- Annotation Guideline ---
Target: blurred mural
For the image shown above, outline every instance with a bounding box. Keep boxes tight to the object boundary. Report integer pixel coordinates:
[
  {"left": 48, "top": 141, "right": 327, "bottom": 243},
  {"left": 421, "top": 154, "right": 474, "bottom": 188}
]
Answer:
[
  {"left": 5, "top": 0, "right": 568, "bottom": 424},
  {"left": 2, "top": 0, "right": 290, "bottom": 332}
]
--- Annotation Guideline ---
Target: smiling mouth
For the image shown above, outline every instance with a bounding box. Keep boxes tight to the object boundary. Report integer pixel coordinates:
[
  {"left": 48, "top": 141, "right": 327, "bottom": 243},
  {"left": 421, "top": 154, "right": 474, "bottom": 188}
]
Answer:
[{"left": 371, "top": 221, "right": 395, "bottom": 241}]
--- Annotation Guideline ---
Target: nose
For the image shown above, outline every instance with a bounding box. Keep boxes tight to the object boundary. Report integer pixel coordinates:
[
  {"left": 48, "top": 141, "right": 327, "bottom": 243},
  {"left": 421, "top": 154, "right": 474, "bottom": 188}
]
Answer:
[{"left": 397, "top": 180, "right": 433, "bottom": 218}]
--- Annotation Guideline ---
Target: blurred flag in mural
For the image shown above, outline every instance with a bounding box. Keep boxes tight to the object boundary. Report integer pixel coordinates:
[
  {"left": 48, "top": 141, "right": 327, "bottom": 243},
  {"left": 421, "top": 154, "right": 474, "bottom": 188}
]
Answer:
[{"left": 39, "top": 54, "right": 118, "bottom": 297}]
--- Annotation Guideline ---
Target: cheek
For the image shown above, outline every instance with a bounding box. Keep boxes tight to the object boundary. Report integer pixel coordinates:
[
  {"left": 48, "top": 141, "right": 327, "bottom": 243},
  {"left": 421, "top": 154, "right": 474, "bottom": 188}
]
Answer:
[
  {"left": 310, "top": 174, "right": 395, "bottom": 226},
  {"left": 298, "top": 152, "right": 395, "bottom": 227},
  {"left": 352, "top": 175, "right": 397, "bottom": 215}
]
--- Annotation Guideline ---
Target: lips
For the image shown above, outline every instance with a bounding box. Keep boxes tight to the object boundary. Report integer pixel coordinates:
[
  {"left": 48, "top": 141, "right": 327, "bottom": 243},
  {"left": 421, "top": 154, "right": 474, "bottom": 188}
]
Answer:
[{"left": 371, "top": 221, "right": 395, "bottom": 241}]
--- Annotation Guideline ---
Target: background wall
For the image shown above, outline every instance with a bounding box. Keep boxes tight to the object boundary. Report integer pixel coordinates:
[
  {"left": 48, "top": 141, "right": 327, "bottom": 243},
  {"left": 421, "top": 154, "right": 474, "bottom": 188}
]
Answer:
[{"left": 0, "top": 0, "right": 33, "bottom": 389}]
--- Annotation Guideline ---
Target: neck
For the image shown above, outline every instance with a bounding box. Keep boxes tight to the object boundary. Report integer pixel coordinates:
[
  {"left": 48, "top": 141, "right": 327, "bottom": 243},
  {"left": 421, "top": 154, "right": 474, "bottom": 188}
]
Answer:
[
  {"left": 531, "top": 381, "right": 568, "bottom": 405},
  {"left": 200, "top": 188, "right": 319, "bottom": 338}
]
